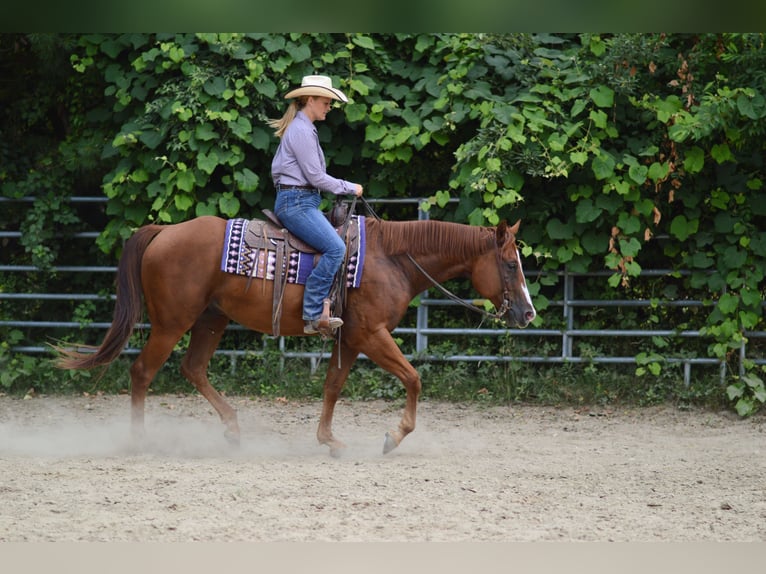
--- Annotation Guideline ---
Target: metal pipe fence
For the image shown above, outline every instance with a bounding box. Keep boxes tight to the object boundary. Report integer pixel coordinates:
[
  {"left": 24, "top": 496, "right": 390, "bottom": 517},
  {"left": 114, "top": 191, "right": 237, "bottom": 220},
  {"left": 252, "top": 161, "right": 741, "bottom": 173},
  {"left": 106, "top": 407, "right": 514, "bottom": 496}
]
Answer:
[{"left": 2, "top": 196, "right": 764, "bottom": 385}]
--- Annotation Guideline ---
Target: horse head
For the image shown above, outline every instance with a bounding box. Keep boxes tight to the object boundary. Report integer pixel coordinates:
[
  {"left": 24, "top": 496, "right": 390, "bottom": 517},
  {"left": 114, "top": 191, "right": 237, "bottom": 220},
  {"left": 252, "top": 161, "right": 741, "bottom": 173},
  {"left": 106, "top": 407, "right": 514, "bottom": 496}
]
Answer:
[{"left": 473, "top": 220, "right": 536, "bottom": 328}]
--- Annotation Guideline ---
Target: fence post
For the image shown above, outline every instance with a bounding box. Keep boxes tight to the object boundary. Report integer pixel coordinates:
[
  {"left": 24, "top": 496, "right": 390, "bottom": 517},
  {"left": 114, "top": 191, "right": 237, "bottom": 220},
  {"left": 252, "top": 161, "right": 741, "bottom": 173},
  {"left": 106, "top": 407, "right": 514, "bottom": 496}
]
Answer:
[
  {"left": 562, "top": 269, "right": 574, "bottom": 360},
  {"left": 415, "top": 200, "right": 429, "bottom": 354}
]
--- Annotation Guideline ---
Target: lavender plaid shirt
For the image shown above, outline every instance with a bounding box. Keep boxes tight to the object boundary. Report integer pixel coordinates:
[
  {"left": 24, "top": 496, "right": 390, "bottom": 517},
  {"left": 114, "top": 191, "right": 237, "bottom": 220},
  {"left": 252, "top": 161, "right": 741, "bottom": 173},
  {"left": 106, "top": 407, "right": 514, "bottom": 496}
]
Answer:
[{"left": 270, "top": 111, "right": 355, "bottom": 195}]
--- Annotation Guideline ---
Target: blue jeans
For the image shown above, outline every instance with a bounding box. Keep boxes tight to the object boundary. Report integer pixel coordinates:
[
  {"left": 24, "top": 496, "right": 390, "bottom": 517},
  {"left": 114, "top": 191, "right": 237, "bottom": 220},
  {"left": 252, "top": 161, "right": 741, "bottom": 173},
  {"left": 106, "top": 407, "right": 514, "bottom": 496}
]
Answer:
[{"left": 274, "top": 189, "right": 346, "bottom": 321}]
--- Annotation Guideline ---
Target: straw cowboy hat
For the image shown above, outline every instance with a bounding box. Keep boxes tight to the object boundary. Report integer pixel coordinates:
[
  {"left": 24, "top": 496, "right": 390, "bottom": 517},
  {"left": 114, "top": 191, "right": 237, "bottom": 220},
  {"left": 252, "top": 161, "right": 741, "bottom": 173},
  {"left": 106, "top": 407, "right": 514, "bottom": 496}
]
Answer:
[{"left": 284, "top": 74, "right": 348, "bottom": 103}]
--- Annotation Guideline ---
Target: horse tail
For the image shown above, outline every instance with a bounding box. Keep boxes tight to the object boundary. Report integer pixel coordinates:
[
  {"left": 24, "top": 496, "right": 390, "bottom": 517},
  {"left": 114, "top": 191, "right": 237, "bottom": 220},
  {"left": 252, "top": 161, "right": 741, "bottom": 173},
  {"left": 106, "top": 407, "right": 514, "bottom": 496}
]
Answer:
[{"left": 55, "top": 225, "right": 165, "bottom": 370}]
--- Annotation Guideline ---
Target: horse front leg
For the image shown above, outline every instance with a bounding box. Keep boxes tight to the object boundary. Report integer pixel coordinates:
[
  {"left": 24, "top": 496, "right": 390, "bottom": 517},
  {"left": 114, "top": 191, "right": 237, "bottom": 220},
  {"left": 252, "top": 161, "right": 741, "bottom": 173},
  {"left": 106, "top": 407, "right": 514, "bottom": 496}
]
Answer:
[
  {"left": 381, "top": 365, "right": 420, "bottom": 454},
  {"left": 362, "top": 329, "right": 422, "bottom": 455},
  {"left": 317, "top": 342, "right": 359, "bottom": 457}
]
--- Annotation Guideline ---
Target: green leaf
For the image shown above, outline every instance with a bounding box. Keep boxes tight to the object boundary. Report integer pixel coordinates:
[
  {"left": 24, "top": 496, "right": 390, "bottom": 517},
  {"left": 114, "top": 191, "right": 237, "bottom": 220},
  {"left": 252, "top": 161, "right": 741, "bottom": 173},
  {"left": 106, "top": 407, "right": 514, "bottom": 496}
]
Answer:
[
  {"left": 467, "top": 207, "right": 485, "bottom": 226},
  {"left": 196, "top": 201, "right": 218, "bottom": 217},
  {"left": 607, "top": 273, "right": 622, "bottom": 288},
  {"left": 683, "top": 147, "right": 705, "bottom": 174},
  {"left": 711, "top": 143, "right": 733, "bottom": 163},
  {"left": 588, "top": 35, "right": 605, "bottom": 56},
  {"left": 546, "top": 218, "right": 574, "bottom": 240},
  {"left": 414, "top": 34, "right": 435, "bottom": 53},
  {"left": 717, "top": 292, "right": 739, "bottom": 314},
  {"left": 575, "top": 198, "right": 601, "bottom": 223},
  {"left": 219, "top": 192, "right": 240, "bottom": 217},
  {"left": 669, "top": 215, "right": 698, "bottom": 241},
  {"left": 740, "top": 288, "right": 761, "bottom": 309},
  {"left": 365, "top": 123, "right": 387, "bottom": 142},
  {"left": 617, "top": 212, "right": 641, "bottom": 234},
  {"left": 130, "top": 168, "right": 149, "bottom": 183},
  {"left": 547, "top": 133, "right": 567, "bottom": 152},
  {"left": 726, "top": 383, "right": 745, "bottom": 401},
  {"left": 350, "top": 78, "right": 370, "bottom": 96},
  {"left": 589, "top": 85, "right": 614, "bottom": 108},
  {"left": 734, "top": 398, "right": 755, "bottom": 417},
  {"left": 285, "top": 42, "right": 311, "bottom": 62},
  {"left": 203, "top": 76, "right": 227, "bottom": 97},
  {"left": 556, "top": 244, "right": 574, "bottom": 263},
  {"left": 655, "top": 96, "right": 683, "bottom": 122},
  {"left": 591, "top": 153, "right": 615, "bottom": 180},
  {"left": 743, "top": 374, "right": 765, "bottom": 391},
  {"left": 197, "top": 150, "right": 219, "bottom": 175},
  {"left": 230, "top": 116, "right": 252, "bottom": 140},
  {"left": 618, "top": 237, "right": 641, "bottom": 258},
  {"left": 351, "top": 35, "right": 375, "bottom": 50},
  {"left": 233, "top": 168, "right": 259, "bottom": 192},
  {"left": 721, "top": 245, "right": 747, "bottom": 269},
  {"left": 647, "top": 162, "right": 669, "bottom": 182},
  {"left": 251, "top": 127, "right": 271, "bottom": 151},
  {"left": 345, "top": 103, "right": 367, "bottom": 123},
  {"left": 596, "top": 193, "right": 622, "bottom": 214},
  {"left": 570, "top": 151, "right": 588, "bottom": 165},
  {"left": 435, "top": 190, "right": 450, "bottom": 207},
  {"left": 628, "top": 164, "right": 648, "bottom": 185},
  {"left": 737, "top": 93, "right": 762, "bottom": 120},
  {"left": 124, "top": 203, "right": 148, "bottom": 225},
  {"left": 570, "top": 99, "right": 588, "bottom": 117},
  {"left": 176, "top": 170, "right": 195, "bottom": 193},
  {"left": 138, "top": 129, "right": 164, "bottom": 150},
  {"left": 581, "top": 230, "right": 607, "bottom": 254},
  {"left": 689, "top": 252, "right": 714, "bottom": 269},
  {"left": 174, "top": 193, "right": 194, "bottom": 211},
  {"left": 195, "top": 123, "right": 218, "bottom": 141},
  {"left": 589, "top": 109, "right": 608, "bottom": 129}
]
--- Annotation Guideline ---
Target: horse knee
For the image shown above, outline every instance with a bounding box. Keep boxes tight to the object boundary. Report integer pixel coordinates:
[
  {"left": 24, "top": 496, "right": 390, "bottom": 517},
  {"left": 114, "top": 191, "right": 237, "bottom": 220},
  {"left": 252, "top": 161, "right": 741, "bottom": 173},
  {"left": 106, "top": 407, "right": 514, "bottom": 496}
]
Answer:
[
  {"left": 179, "top": 360, "right": 194, "bottom": 381},
  {"left": 180, "top": 360, "right": 208, "bottom": 389},
  {"left": 402, "top": 372, "right": 422, "bottom": 397},
  {"left": 129, "top": 360, "right": 151, "bottom": 392}
]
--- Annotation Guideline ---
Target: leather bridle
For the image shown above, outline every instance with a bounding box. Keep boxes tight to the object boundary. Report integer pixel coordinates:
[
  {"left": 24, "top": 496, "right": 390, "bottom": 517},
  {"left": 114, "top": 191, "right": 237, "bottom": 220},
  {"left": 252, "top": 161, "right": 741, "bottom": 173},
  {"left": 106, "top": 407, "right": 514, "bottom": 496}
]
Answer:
[{"left": 358, "top": 196, "right": 514, "bottom": 321}]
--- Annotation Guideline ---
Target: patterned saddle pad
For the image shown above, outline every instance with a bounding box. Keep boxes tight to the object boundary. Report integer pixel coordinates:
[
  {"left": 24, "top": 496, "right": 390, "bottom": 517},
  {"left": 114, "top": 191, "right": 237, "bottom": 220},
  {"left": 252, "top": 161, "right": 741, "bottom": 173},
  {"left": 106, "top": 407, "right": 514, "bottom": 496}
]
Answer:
[{"left": 220, "top": 216, "right": 365, "bottom": 288}]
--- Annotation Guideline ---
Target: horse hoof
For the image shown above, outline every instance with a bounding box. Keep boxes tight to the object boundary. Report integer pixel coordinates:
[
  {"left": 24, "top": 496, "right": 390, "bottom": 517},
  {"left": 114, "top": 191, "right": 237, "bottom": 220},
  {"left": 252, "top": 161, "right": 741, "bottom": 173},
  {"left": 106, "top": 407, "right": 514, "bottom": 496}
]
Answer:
[
  {"left": 383, "top": 432, "right": 398, "bottom": 454},
  {"left": 224, "top": 430, "right": 241, "bottom": 447},
  {"left": 330, "top": 446, "right": 344, "bottom": 459},
  {"left": 326, "top": 439, "right": 347, "bottom": 458}
]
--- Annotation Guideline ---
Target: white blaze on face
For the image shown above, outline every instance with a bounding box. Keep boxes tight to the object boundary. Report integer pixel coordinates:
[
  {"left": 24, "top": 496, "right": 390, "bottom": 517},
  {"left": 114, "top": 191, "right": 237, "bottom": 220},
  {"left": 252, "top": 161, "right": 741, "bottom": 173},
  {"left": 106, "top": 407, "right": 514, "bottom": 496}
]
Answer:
[{"left": 517, "top": 249, "right": 536, "bottom": 321}]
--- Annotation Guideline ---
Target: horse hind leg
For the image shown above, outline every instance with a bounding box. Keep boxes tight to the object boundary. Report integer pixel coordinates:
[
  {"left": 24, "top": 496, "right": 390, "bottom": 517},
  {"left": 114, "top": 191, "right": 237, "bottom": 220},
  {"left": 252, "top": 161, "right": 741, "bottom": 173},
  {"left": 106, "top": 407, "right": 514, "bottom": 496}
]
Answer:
[
  {"left": 130, "top": 329, "right": 183, "bottom": 445},
  {"left": 179, "top": 310, "right": 240, "bottom": 445},
  {"left": 317, "top": 341, "right": 359, "bottom": 457}
]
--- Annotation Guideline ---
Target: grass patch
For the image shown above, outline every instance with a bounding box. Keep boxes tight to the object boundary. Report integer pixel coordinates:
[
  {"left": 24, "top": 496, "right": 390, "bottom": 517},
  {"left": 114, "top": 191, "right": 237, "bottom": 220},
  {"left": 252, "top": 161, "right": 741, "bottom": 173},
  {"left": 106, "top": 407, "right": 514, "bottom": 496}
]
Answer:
[{"left": 1, "top": 348, "right": 731, "bottom": 414}]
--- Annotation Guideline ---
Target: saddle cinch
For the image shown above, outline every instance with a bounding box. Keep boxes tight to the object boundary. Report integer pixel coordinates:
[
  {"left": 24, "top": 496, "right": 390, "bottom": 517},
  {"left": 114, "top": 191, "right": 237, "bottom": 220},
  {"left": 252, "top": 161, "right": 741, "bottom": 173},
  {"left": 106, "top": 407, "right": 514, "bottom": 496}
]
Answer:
[{"left": 244, "top": 202, "right": 360, "bottom": 337}]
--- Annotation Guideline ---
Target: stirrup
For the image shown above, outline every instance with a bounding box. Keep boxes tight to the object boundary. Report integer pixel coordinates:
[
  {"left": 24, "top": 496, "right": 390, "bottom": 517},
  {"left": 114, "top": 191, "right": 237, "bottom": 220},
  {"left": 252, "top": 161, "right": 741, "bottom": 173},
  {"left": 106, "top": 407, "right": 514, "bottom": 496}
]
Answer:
[{"left": 304, "top": 317, "right": 343, "bottom": 336}]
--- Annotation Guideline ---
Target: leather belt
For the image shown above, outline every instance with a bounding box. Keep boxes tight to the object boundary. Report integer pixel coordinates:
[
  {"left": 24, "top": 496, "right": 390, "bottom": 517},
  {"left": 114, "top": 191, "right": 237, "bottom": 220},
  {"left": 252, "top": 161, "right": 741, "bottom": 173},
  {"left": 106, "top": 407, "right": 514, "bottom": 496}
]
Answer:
[{"left": 276, "top": 184, "right": 318, "bottom": 192}]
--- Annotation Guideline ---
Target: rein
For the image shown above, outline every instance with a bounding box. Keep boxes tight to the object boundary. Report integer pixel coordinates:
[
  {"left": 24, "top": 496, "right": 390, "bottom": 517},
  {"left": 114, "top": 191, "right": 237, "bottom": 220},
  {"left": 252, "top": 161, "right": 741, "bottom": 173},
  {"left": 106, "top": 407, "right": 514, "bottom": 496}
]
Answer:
[
  {"left": 405, "top": 252, "right": 511, "bottom": 321},
  {"left": 358, "top": 197, "right": 511, "bottom": 321}
]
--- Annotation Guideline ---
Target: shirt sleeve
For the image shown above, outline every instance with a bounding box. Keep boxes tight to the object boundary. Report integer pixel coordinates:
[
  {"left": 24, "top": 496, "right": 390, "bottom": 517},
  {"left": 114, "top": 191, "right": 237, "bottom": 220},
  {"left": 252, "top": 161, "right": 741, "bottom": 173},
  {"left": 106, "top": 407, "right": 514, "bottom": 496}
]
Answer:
[{"left": 283, "top": 118, "right": 356, "bottom": 196}]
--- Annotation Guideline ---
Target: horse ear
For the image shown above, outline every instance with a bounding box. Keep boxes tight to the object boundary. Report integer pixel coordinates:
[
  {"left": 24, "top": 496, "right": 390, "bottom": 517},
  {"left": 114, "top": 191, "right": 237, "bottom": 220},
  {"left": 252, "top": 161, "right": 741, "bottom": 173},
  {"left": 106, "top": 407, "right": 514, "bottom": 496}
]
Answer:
[
  {"left": 496, "top": 220, "right": 508, "bottom": 246},
  {"left": 496, "top": 219, "right": 520, "bottom": 246}
]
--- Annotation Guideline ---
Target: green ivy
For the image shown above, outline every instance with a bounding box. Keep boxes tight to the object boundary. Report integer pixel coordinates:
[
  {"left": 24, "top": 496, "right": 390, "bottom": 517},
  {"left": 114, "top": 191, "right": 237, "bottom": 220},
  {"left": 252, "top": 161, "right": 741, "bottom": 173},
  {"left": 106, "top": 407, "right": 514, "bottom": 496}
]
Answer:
[{"left": 2, "top": 32, "right": 765, "bottom": 415}]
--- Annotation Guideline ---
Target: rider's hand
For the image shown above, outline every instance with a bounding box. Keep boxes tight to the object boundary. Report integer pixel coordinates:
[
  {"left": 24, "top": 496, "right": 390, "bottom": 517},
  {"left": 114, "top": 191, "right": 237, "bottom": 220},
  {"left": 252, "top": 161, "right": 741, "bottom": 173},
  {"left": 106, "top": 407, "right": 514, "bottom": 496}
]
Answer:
[{"left": 354, "top": 184, "right": 363, "bottom": 197}]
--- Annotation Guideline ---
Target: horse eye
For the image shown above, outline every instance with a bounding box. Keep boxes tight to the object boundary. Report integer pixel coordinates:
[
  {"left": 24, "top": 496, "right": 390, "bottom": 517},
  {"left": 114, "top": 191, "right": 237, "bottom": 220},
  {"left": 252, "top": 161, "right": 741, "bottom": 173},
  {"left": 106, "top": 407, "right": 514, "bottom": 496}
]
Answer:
[{"left": 506, "top": 261, "right": 518, "bottom": 272}]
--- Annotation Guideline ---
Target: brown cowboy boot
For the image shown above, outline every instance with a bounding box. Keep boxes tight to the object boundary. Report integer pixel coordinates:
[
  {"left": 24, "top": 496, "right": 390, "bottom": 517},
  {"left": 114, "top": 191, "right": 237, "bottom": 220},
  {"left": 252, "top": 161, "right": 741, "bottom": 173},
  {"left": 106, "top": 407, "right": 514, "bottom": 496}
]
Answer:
[{"left": 304, "top": 299, "right": 342, "bottom": 337}]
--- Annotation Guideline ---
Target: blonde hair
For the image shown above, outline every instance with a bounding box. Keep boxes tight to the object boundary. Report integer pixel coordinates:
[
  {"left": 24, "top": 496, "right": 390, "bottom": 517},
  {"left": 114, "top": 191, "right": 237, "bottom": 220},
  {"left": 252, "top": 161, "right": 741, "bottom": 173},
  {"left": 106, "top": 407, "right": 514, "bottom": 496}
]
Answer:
[{"left": 267, "top": 98, "right": 306, "bottom": 138}]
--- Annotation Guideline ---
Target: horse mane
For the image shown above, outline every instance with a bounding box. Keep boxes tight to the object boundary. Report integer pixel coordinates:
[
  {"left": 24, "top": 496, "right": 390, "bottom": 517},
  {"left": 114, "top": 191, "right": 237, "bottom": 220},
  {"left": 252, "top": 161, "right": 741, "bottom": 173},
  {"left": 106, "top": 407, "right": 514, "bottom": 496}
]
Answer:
[{"left": 372, "top": 219, "right": 495, "bottom": 260}]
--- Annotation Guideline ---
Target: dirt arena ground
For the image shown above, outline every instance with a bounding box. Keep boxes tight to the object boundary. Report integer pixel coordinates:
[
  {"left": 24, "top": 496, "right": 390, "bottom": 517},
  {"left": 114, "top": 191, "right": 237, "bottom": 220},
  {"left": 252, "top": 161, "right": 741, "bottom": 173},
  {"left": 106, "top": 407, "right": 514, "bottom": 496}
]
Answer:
[{"left": 0, "top": 393, "right": 764, "bottom": 543}]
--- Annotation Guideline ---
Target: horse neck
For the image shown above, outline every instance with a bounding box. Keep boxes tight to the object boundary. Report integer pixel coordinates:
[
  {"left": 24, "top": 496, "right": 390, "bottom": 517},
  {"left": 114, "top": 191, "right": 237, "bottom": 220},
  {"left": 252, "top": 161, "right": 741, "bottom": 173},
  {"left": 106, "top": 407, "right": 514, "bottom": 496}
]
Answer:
[{"left": 374, "top": 219, "right": 494, "bottom": 285}]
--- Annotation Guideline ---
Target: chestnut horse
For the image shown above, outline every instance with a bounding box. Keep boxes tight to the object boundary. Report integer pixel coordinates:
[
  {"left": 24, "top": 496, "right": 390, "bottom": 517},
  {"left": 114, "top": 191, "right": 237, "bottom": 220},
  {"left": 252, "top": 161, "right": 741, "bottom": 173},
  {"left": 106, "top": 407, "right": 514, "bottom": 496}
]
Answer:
[{"left": 56, "top": 215, "right": 536, "bottom": 455}]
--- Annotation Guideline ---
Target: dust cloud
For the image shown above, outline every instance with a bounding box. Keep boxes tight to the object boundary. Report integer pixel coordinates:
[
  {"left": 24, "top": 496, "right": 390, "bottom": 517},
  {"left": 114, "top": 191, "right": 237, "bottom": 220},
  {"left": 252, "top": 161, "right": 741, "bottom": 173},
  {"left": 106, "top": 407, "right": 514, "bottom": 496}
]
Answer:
[{"left": 1, "top": 394, "right": 764, "bottom": 542}]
